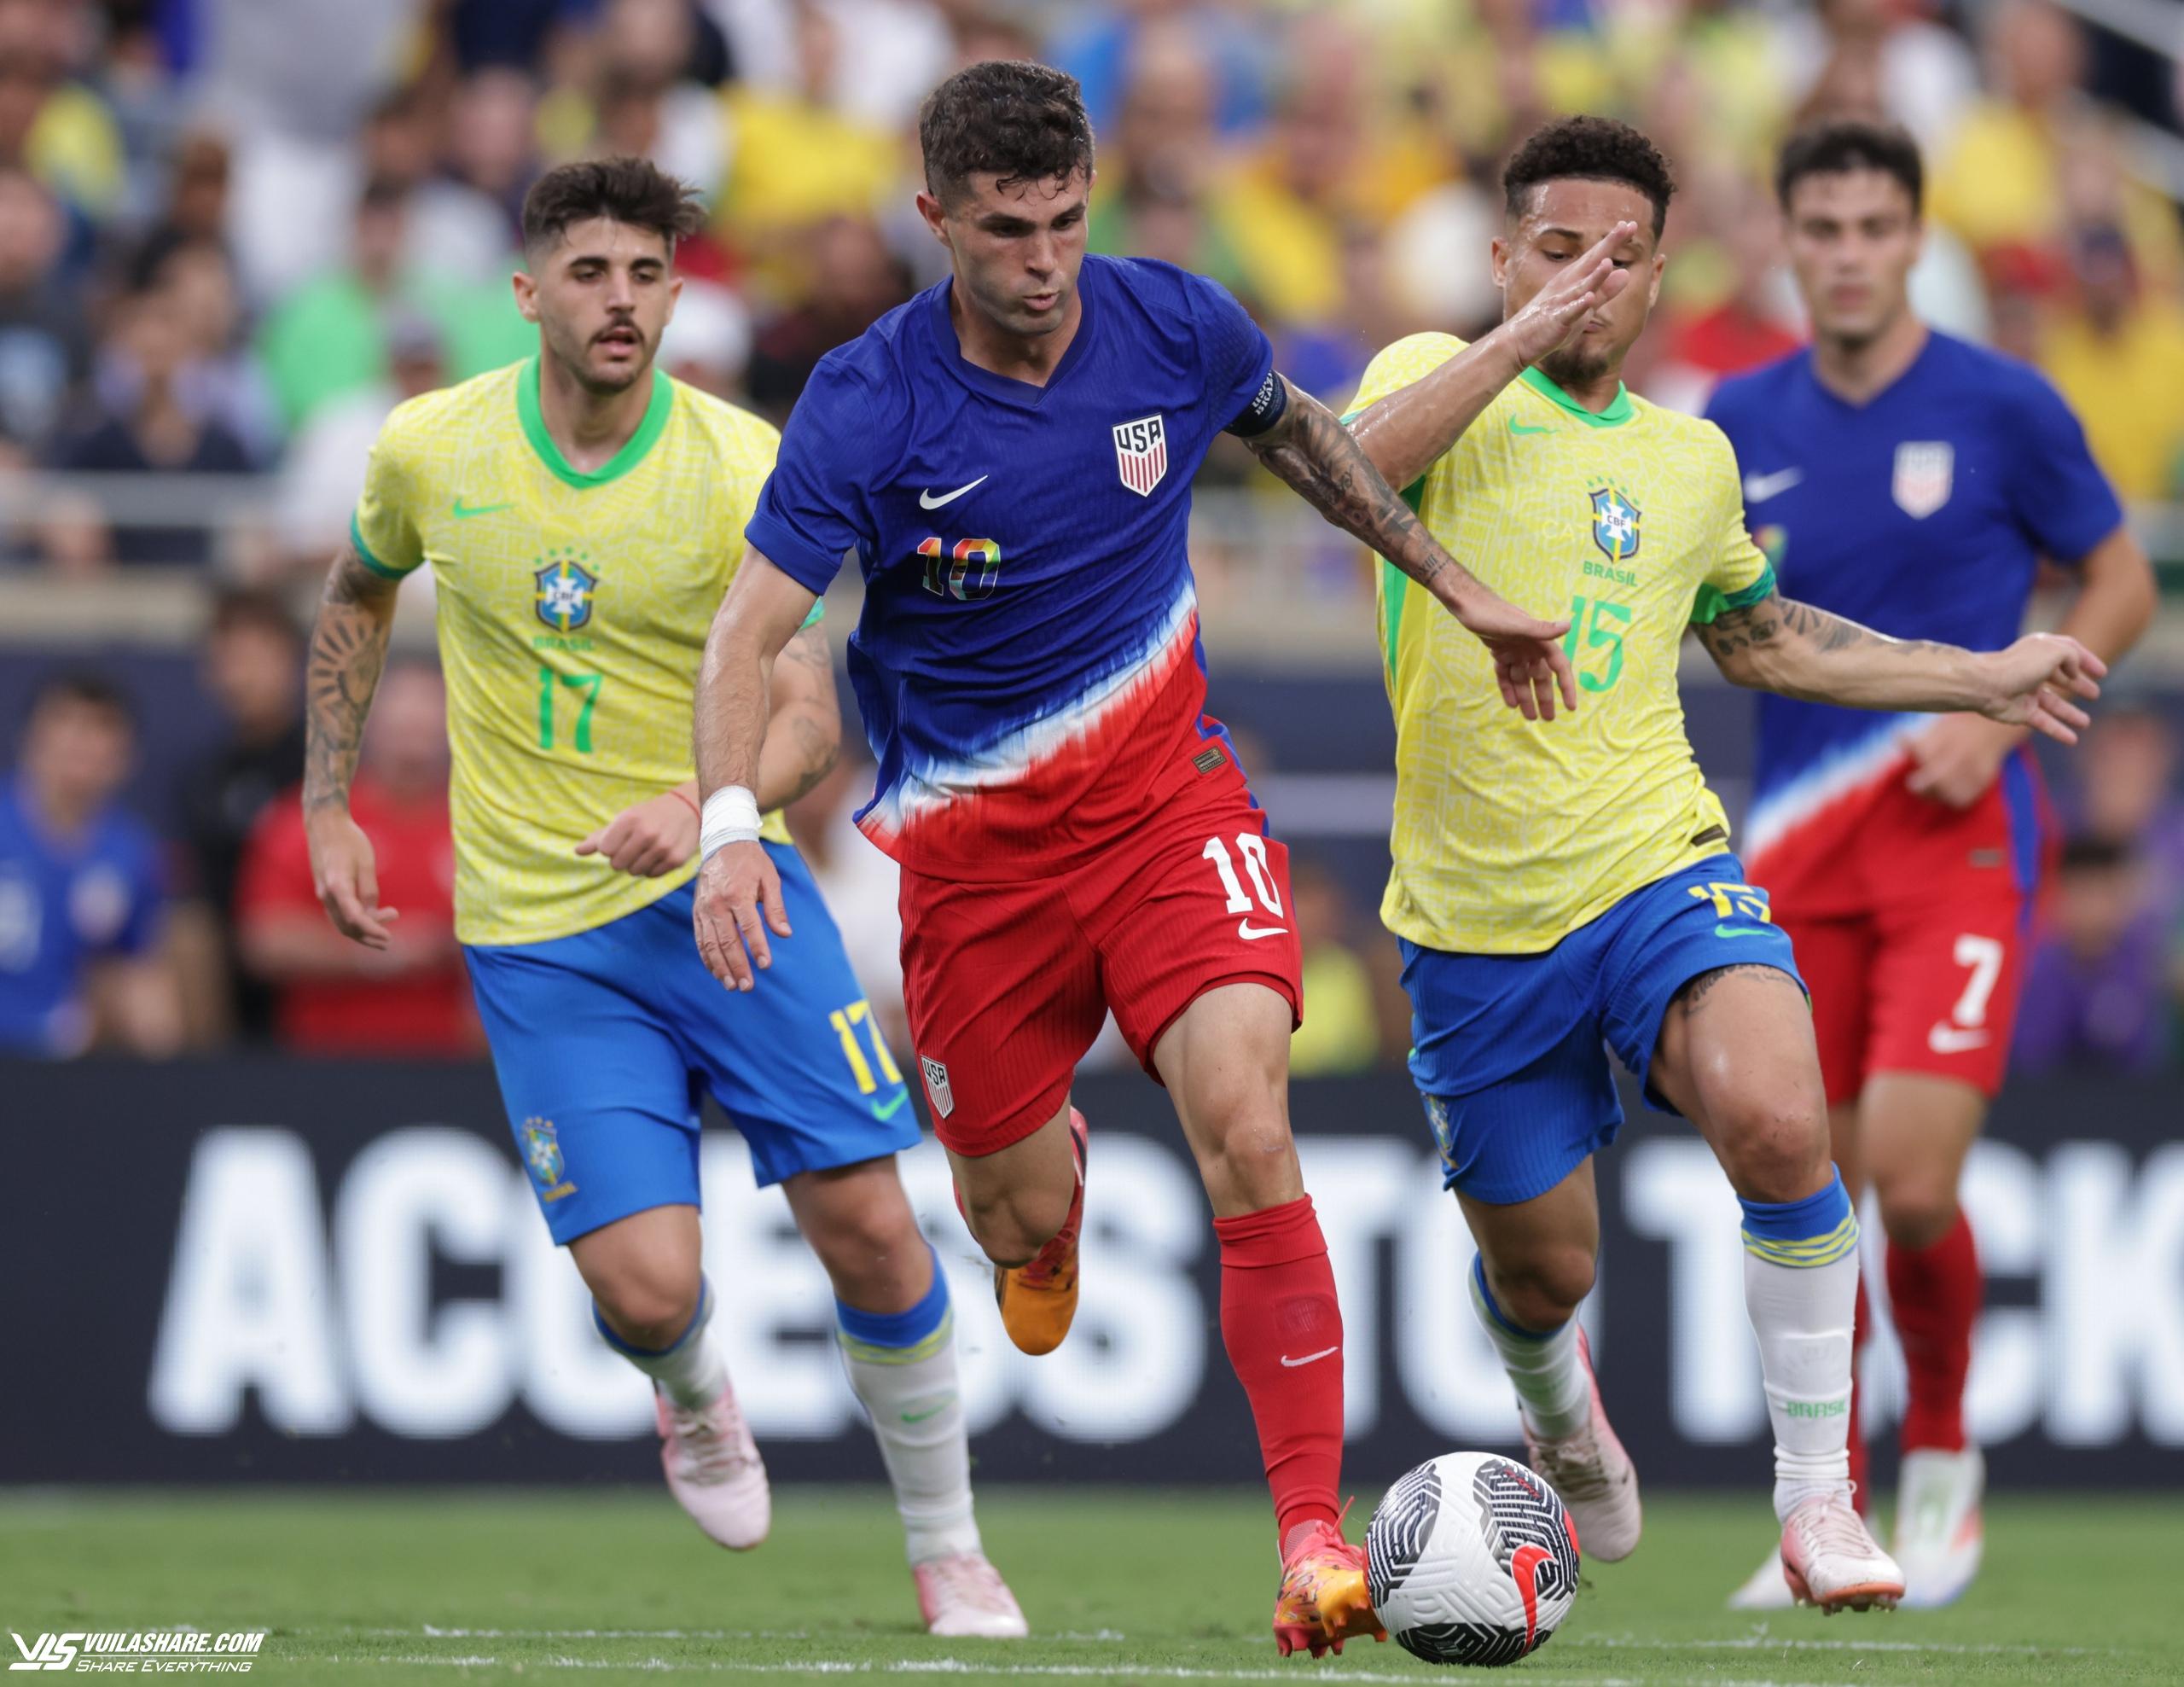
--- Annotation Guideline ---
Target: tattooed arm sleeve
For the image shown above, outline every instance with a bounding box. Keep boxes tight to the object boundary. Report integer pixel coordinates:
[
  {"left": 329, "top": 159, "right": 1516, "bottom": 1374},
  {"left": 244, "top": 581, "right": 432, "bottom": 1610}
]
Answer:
[
  {"left": 1691, "top": 589, "right": 1986, "bottom": 711},
  {"left": 302, "top": 542, "right": 402, "bottom": 816}
]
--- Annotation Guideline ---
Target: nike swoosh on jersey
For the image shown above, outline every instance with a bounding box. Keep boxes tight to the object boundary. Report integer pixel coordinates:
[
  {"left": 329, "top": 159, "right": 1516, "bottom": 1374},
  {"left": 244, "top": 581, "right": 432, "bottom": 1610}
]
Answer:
[
  {"left": 1742, "top": 467, "right": 1805, "bottom": 503},
  {"left": 918, "top": 475, "right": 989, "bottom": 509},
  {"left": 451, "top": 496, "right": 515, "bottom": 519},
  {"left": 1238, "top": 920, "right": 1289, "bottom": 940},
  {"left": 1280, "top": 1345, "right": 1339, "bottom": 1369},
  {"left": 1508, "top": 420, "right": 1554, "bottom": 436},
  {"left": 869, "top": 1090, "right": 910, "bottom": 1121},
  {"left": 1928, "top": 1022, "right": 1991, "bottom": 1054},
  {"left": 1715, "top": 924, "right": 1773, "bottom": 939}
]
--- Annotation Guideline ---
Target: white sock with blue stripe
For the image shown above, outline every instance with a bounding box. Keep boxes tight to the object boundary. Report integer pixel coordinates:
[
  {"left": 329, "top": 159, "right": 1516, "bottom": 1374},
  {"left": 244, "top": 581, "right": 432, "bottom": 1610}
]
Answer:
[
  {"left": 1468, "top": 1254, "right": 1590, "bottom": 1440},
  {"left": 1740, "top": 1170, "right": 1860, "bottom": 1521},
  {"left": 837, "top": 1246, "right": 981, "bottom": 1565},
  {"left": 594, "top": 1279, "right": 728, "bottom": 1411}
]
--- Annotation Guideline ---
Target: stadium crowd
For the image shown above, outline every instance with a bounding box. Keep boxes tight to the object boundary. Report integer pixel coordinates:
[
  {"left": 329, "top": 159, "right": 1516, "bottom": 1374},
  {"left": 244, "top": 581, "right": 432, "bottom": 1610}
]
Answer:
[{"left": 1, "top": 0, "right": 2181, "bottom": 1066}]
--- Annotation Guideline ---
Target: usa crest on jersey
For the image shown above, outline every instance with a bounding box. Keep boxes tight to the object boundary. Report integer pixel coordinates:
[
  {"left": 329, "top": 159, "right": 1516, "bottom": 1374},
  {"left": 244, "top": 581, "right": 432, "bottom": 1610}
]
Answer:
[
  {"left": 1113, "top": 413, "right": 1168, "bottom": 497},
  {"left": 1892, "top": 441, "right": 1954, "bottom": 519}
]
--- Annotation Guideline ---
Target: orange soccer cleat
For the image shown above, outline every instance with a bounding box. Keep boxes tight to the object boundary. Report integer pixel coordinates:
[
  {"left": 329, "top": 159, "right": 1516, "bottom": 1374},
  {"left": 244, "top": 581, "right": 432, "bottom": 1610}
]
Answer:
[
  {"left": 1271, "top": 1512, "right": 1386, "bottom": 1659},
  {"left": 993, "top": 1108, "right": 1088, "bottom": 1357}
]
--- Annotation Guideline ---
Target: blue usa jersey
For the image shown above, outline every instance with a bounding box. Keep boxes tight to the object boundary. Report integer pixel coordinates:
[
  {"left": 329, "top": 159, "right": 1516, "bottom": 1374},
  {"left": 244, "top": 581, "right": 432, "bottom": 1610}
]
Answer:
[
  {"left": 746, "top": 254, "right": 1274, "bottom": 880},
  {"left": 1705, "top": 332, "right": 2122, "bottom": 864},
  {"left": 0, "top": 777, "right": 165, "bottom": 1054}
]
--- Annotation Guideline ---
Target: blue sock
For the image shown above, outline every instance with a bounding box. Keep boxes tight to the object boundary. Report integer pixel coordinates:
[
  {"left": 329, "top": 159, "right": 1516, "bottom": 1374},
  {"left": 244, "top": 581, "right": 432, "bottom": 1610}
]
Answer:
[
  {"left": 836, "top": 1247, "right": 952, "bottom": 1364},
  {"left": 1739, "top": 1169, "right": 1858, "bottom": 1268},
  {"left": 1738, "top": 1171, "right": 1860, "bottom": 1512},
  {"left": 595, "top": 1277, "right": 725, "bottom": 1408},
  {"left": 1468, "top": 1253, "right": 1588, "bottom": 1438}
]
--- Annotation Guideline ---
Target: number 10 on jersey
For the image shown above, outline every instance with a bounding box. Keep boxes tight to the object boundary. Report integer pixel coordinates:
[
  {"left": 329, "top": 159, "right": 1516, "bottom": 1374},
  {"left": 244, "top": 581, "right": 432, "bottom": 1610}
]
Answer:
[{"left": 920, "top": 537, "right": 1002, "bottom": 602}]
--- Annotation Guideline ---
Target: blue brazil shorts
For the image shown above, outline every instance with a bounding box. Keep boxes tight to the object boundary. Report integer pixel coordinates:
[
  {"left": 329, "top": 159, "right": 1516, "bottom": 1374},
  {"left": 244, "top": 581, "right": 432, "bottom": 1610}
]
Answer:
[
  {"left": 1400, "top": 852, "right": 1802, "bottom": 1206},
  {"left": 464, "top": 841, "right": 918, "bottom": 1243}
]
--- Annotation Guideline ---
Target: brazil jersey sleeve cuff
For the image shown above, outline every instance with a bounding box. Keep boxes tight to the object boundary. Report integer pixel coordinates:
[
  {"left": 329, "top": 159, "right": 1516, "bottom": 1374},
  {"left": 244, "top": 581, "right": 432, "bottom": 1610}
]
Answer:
[
  {"left": 744, "top": 512, "right": 847, "bottom": 597},
  {"left": 1691, "top": 563, "right": 1776, "bottom": 625},
  {"left": 350, "top": 511, "right": 421, "bottom": 579}
]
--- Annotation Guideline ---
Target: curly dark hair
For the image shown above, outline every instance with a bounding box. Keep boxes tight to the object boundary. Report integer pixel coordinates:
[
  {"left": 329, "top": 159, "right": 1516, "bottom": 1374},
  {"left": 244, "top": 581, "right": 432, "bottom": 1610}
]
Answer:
[
  {"left": 1503, "top": 116, "right": 1676, "bottom": 240},
  {"left": 520, "top": 156, "right": 705, "bottom": 257},
  {"left": 918, "top": 60, "right": 1095, "bottom": 207},
  {"left": 1775, "top": 119, "right": 1923, "bottom": 215}
]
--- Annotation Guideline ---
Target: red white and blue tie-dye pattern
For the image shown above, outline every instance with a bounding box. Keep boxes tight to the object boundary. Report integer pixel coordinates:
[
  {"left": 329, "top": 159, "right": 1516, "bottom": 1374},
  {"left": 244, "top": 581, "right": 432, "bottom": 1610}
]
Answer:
[{"left": 746, "top": 255, "right": 1275, "bottom": 881}]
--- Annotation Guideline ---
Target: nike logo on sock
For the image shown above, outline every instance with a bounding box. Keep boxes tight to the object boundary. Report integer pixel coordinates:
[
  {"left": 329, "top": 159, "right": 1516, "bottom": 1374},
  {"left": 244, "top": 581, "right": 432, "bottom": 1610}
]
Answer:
[{"left": 1279, "top": 1345, "right": 1339, "bottom": 1369}]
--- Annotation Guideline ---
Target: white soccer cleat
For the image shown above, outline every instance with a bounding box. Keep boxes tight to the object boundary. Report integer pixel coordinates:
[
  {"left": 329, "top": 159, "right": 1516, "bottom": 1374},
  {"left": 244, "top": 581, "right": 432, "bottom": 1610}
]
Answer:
[
  {"left": 914, "top": 1551, "right": 1030, "bottom": 1638},
  {"left": 1780, "top": 1491, "right": 1904, "bottom": 1613},
  {"left": 1893, "top": 1447, "right": 1984, "bottom": 1608},
  {"left": 1727, "top": 1544, "right": 1797, "bottom": 1610},
  {"left": 655, "top": 1382, "right": 771, "bottom": 1550},
  {"left": 1521, "top": 1329, "right": 1642, "bottom": 1562}
]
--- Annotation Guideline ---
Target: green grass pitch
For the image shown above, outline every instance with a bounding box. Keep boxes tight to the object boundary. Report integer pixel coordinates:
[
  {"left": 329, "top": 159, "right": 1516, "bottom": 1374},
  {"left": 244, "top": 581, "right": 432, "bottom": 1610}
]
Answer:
[{"left": 2, "top": 1488, "right": 2175, "bottom": 1684}]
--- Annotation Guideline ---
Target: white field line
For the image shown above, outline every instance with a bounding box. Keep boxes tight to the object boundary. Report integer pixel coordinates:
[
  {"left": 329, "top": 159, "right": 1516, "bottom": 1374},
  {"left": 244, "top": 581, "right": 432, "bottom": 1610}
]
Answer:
[
  {"left": 374, "top": 1627, "right": 2115, "bottom": 1661},
  {"left": 344, "top": 1660, "right": 1856, "bottom": 1687}
]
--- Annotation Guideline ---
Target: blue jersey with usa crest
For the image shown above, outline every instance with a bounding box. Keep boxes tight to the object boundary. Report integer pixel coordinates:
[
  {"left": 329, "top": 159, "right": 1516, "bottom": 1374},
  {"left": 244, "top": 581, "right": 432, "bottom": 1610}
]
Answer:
[
  {"left": 746, "top": 254, "right": 1275, "bottom": 881},
  {"left": 1705, "top": 332, "right": 2122, "bottom": 874}
]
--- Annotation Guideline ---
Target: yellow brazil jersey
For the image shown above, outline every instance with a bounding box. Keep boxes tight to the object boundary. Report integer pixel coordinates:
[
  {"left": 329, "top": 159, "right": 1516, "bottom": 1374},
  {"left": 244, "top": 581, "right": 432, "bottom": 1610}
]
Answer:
[
  {"left": 351, "top": 358, "right": 805, "bottom": 946},
  {"left": 1349, "top": 334, "right": 1774, "bottom": 955}
]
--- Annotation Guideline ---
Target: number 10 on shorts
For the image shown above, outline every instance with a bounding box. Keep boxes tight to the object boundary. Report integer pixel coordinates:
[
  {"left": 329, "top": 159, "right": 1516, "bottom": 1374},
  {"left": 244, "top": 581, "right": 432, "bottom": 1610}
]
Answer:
[{"left": 1203, "top": 834, "right": 1286, "bottom": 932}]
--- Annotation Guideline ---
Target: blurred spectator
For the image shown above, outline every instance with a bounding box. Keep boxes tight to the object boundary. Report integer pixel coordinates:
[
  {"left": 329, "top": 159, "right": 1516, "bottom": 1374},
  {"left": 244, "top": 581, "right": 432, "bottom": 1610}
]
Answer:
[
  {"left": 1648, "top": 174, "right": 1804, "bottom": 416},
  {"left": 2071, "top": 706, "right": 2184, "bottom": 924},
  {"left": 0, "top": 163, "right": 86, "bottom": 461},
  {"left": 2014, "top": 837, "right": 2172, "bottom": 1075},
  {"left": 170, "top": 589, "right": 307, "bottom": 1044},
  {"left": 0, "top": 0, "right": 125, "bottom": 222},
  {"left": 1782, "top": 0, "right": 1980, "bottom": 156},
  {"left": 1287, "top": 856, "right": 1399, "bottom": 1077},
  {"left": 255, "top": 177, "right": 529, "bottom": 435},
  {"left": 584, "top": 0, "right": 729, "bottom": 199},
  {"left": 235, "top": 660, "right": 477, "bottom": 1056},
  {"left": 410, "top": 68, "right": 543, "bottom": 287},
  {"left": 745, "top": 213, "right": 909, "bottom": 420},
  {"left": 279, "top": 308, "right": 446, "bottom": 566},
  {"left": 45, "top": 281, "right": 255, "bottom": 568},
  {"left": 0, "top": 672, "right": 182, "bottom": 1056},
  {"left": 713, "top": 3, "right": 897, "bottom": 281},
  {"left": 659, "top": 277, "right": 752, "bottom": 399},
  {"left": 2040, "top": 224, "right": 2184, "bottom": 502},
  {"left": 711, "top": 0, "right": 957, "bottom": 133},
  {"left": 114, "top": 234, "right": 279, "bottom": 461},
  {"left": 786, "top": 749, "right": 907, "bottom": 1058}
]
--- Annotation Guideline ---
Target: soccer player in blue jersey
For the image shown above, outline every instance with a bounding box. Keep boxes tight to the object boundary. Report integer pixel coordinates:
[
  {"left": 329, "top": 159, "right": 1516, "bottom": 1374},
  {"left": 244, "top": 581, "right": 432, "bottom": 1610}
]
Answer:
[
  {"left": 690, "top": 61, "right": 1588, "bottom": 1656},
  {"left": 1707, "top": 120, "right": 2156, "bottom": 1608}
]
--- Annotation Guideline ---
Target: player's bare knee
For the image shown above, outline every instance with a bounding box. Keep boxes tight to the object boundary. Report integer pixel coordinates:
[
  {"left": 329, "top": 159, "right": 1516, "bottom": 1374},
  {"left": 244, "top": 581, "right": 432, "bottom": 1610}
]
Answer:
[
  {"left": 591, "top": 1270, "right": 701, "bottom": 1349},
  {"left": 1718, "top": 1094, "right": 1832, "bottom": 1204},
  {"left": 1876, "top": 1177, "right": 1960, "bottom": 1250},
  {"left": 963, "top": 1183, "right": 1070, "bottom": 1271},
  {"left": 1489, "top": 1248, "right": 1594, "bottom": 1329}
]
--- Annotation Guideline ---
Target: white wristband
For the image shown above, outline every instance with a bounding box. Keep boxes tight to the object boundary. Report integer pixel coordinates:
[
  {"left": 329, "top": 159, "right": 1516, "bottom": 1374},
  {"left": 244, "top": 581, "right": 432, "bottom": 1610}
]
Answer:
[{"left": 700, "top": 785, "right": 764, "bottom": 861}]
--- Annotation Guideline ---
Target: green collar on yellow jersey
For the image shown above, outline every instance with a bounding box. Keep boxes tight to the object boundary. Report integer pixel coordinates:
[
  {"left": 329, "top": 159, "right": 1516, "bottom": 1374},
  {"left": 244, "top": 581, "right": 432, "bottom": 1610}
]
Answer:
[
  {"left": 517, "top": 357, "right": 674, "bottom": 487},
  {"left": 1519, "top": 365, "right": 1634, "bottom": 428}
]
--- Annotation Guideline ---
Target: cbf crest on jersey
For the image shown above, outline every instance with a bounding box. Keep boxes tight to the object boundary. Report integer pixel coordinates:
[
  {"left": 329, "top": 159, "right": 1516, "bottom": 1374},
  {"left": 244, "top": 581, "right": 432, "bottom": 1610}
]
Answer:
[
  {"left": 534, "top": 554, "right": 599, "bottom": 632},
  {"left": 1893, "top": 441, "right": 1954, "bottom": 519},
  {"left": 1113, "top": 413, "right": 1168, "bottom": 497},
  {"left": 1589, "top": 485, "right": 1641, "bottom": 564}
]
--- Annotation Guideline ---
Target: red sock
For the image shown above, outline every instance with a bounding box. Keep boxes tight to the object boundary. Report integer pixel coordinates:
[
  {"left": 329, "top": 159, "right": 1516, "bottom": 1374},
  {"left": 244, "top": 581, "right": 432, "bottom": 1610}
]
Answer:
[
  {"left": 1213, "top": 1195, "right": 1344, "bottom": 1545},
  {"left": 1886, "top": 1211, "right": 1980, "bottom": 1453},
  {"left": 1849, "top": 1274, "right": 1871, "bottom": 1515}
]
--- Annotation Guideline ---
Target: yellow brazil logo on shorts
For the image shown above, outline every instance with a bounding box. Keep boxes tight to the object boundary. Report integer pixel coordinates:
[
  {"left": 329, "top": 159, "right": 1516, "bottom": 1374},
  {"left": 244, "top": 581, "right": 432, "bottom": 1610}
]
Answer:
[{"left": 534, "top": 552, "right": 599, "bottom": 634}]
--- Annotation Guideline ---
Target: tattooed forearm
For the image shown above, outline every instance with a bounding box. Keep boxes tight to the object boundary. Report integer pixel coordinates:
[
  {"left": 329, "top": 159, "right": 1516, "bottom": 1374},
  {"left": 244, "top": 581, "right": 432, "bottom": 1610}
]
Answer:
[
  {"left": 302, "top": 544, "right": 399, "bottom": 815},
  {"left": 1247, "top": 381, "right": 1484, "bottom": 605},
  {"left": 1695, "top": 589, "right": 1965, "bottom": 707},
  {"left": 753, "top": 623, "right": 840, "bottom": 810}
]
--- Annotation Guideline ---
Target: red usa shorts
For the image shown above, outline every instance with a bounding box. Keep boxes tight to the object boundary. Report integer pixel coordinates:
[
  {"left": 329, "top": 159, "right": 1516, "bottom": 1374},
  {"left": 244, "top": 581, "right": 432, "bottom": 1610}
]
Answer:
[
  {"left": 1750, "top": 750, "right": 2053, "bottom": 1103},
  {"left": 897, "top": 746, "right": 1303, "bottom": 1157}
]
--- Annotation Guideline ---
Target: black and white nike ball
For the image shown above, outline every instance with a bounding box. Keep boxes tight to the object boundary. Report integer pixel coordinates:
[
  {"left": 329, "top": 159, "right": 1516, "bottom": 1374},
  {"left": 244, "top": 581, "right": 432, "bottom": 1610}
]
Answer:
[{"left": 1364, "top": 1451, "right": 1581, "bottom": 1667}]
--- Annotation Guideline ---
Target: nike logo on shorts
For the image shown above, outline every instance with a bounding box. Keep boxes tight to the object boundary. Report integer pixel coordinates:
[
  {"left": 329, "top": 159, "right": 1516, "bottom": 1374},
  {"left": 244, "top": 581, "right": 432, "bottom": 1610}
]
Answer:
[
  {"left": 1281, "top": 1346, "right": 1339, "bottom": 1369},
  {"left": 869, "top": 1090, "right": 910, "bottom": 1121},
  {"left": 1928, "top": 1022, "right": 1991, "bottom": 1055},
  {"left": 1715, "top": 924, "right": 1771, "bottom": 939},
  {"left": 1238, "top": 920, "right": 1288, "bottom": 940},
  {"left": 919, "top": 476, "right": 989, "bottom": 509}
]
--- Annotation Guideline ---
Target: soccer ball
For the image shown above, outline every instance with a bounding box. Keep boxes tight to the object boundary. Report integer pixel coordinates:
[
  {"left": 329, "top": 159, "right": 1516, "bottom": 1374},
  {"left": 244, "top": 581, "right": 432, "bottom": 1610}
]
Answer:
[{"left": 1364, "top": 1451, "right": 1581, "bottom": 1667}]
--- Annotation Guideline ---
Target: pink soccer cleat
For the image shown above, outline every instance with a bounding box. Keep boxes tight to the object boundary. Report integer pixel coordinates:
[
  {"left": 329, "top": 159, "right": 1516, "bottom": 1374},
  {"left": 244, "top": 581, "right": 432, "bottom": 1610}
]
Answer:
[
  {"left": 1780, "top": 1490, "right": 1904, "bottom": 1613},
  {"left": 1522, "top": 1329, "right": 1641, "bottom": 1562},
  {"left": 914, "top": 1552, "right": 1029, "bottom": 1638},
  {"left": 655, "top": 1382, "right": 770, "bottom": 1550}
]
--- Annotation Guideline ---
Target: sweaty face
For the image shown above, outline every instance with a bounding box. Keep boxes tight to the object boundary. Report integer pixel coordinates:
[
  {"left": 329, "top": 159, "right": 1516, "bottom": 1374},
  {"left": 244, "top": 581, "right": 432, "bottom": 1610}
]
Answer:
[
  {"left": 519, "top": 217, "right": 679, "bottom": 394},
  {"left": 927, "top": 169, "right": 1090, "bottom": 341},
  {"left": 1496, "top": 178, "right": 1662, "bottom": 390},
  {"left": 1783, "top": 168, "right": 1920, "bottom": 350}
]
